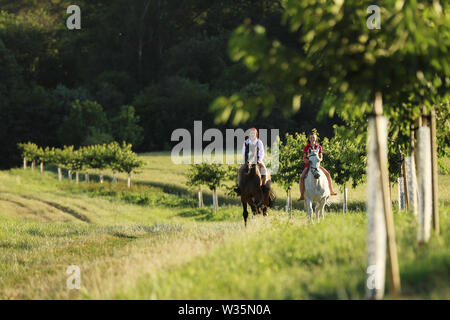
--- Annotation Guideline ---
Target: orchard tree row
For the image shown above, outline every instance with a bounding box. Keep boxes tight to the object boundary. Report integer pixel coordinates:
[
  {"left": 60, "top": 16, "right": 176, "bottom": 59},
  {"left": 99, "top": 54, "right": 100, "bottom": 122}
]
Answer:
[{"left": 17, "top": 142, "right": 144, "bottom": 188}]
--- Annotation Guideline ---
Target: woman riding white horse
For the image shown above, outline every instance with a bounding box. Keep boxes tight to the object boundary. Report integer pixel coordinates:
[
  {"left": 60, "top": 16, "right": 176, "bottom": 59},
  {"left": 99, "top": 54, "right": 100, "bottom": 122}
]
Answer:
[
  {"left": 303, "top": 148, "right": 330, "bottom": 221},
  {"left": 298, "top": 133, "right": 337, "bottom": 201}
]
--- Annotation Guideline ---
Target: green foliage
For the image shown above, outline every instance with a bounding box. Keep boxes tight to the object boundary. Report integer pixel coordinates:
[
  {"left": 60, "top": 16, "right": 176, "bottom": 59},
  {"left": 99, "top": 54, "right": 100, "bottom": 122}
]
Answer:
[
  {"left": 58, "top": 100, "right": 113, "bottom": 146},
  {"left": 186, "top": 162, "right": 227, "bottom": 192},
  {"left": 110, "top": 105, "right": 144, "bottom": 147},
  {"left": 17, "top": 142, "right": 40, "bottom": 162},
  {"left": 133, "top": 77, "right": 214, "bottom": 150},
  {"left": 270, "top": 133, "right": 306, "bottom": 193},
  {"left": 17, "top": 141, "right": 143, "bottom": 178},
  {"left": 321, "top": 126, "right": 366, "bottom": 188},
  {"left": 116, "top": 143, "right": 145, "bottom": 175},
  {"left": 211, "top": 0, "right": 450, "bottom": 165}
]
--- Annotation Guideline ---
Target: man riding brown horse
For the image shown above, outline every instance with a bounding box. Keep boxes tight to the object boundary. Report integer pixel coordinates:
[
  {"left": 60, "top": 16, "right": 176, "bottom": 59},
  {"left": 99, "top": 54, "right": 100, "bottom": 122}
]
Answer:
[{"left": 234, "top": 128, "right": 274, "bottom": 210}]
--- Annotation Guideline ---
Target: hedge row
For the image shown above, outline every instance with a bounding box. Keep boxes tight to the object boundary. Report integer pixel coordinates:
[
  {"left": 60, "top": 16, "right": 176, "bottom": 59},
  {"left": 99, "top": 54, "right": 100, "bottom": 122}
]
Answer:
[{"left": 17, "top": 142, "right": 144, "bottom": 187}]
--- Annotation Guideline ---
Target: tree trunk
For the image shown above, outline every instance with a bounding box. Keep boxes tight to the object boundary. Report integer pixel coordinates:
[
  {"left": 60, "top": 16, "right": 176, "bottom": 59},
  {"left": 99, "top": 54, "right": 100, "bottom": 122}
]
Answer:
[
  {"left": 58, "top": 167, "right": 62, "bottom": 182},
  {"left": 40, "top": 162, "right": 44, "bottom": 174},
  {"left": 68, "top": 170, "right": 72, "bottom": 182},
  {"left": 113, "top": 173, "right": 117, "bottom": 184},
  {"left": 75, "top": 172, "right": 79, "bottom": 184},
  {"left": 85, "top": 173, "right": 89, "bottom": 184},
  {"left": 100, "top": 174, "right": 104, "bottom": 184},
  {"left": 215, "top": 190, "right": 219, "bottom": 210},
  {"left": 23, "top": 157, "right": 27, "bottom": 170},
  {"left": 343, "top": 185, "right": 348, "bottom": 214},
  {"left": 417, "top": 126, "right": 432, "bottom": 244},
  {"left": 31, "top": 160, "right": 35, "bottom": 171},
  {"left": 127, "top": 174, "right": 131, "bottom": 188}
]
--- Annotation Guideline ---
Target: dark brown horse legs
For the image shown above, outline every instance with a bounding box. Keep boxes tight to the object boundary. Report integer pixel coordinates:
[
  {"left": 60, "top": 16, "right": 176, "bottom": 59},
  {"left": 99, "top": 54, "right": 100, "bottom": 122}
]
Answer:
[{"left": 242, "top": 201, "right": 248, "bottom": 227}]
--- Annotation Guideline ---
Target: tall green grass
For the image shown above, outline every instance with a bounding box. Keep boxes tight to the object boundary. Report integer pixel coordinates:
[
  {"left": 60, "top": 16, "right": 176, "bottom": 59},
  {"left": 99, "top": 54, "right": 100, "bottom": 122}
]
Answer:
[{"left": 0, "top": 153, "right": 448, "bottom": 299}]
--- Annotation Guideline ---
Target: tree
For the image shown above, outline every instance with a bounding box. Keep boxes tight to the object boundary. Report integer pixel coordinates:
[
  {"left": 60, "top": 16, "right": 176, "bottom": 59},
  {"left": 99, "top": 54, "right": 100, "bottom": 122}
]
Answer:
[
  {"left": 17, "top": 142, "right": 39, "bottom": 171},
  {"left": 111, "top": 105, "right": 144, "bottom": 147},
  {"left": 185, "top": 163, "right": 227, "bottom": 211},
  {"left": 67, "top": 149, "right": 84, "bottom": 184},
  {"left": 58, "top": 100, "right": 113, "bottom": 146},
  {"left": 321, "top": 125, "right": 367, "bottom": 213},
  {"left": 270, "top": 132, "right": 306, "bottom": 213},
  {"left": 116, "top": 143, "right": 144, "bottom": 188}
]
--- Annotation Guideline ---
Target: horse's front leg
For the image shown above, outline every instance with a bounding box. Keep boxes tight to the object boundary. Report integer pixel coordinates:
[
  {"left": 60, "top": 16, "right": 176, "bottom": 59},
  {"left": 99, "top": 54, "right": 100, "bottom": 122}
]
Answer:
[
  {"left": 242, "top": 200, "right": 249, "bottom": 227},
  {"left": 306, "top": 198, "right": 314, "bottom": 222},
  {"left": 319, "top": 198, "right": 327, "bottom": 220},
  {"left": 315, "top": 201, "right": 321, "bottom": 221}
]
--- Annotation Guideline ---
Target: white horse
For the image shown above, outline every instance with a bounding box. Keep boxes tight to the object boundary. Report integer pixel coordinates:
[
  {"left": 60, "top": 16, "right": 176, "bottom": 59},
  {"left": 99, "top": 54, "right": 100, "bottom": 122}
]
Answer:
[{"left": 304, "top": 149, "right": 330, "bottom": 222}]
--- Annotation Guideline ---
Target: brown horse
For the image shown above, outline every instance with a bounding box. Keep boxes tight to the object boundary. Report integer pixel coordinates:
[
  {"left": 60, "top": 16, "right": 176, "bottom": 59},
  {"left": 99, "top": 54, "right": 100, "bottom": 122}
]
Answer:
[{"left": 239, "top": 154, "right": 273, "bottom": 227}]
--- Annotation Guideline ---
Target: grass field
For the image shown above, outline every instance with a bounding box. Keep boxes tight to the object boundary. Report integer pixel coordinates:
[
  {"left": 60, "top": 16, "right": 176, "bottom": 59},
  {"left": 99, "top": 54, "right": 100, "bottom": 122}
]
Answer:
[{"left": 0, "top": 153, "right": 448, "bottom": 299}]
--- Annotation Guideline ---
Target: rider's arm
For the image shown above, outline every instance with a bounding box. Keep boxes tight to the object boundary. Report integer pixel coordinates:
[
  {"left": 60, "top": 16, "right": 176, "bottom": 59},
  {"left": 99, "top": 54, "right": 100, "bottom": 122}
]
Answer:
[
  {"left": 257, "top": 140, "right": 264, "bottom": 162},
  {"left": 303, "top": 152, "right": 309, "bottom": 163}
]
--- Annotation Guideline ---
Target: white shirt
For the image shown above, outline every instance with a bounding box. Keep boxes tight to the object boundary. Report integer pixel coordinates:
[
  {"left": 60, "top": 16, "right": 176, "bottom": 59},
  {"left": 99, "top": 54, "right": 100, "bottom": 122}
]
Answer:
[{"left": 242, "top": 138, "right": 264, "bottom": 162}]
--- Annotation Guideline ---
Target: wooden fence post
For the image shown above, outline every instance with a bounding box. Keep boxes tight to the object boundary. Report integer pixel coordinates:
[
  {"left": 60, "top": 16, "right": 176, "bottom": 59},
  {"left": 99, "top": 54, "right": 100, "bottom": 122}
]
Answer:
[
  {"left": 198, "top": 187, "right": 203, "bottom": 208},
  {"left": 367, "top": 114, "right": 387, "bottom": 299},
  {"left": 286, "top": 190, "right": 291, "bottom": 214},
  {"left": 417, "top": 126, "right": 432, "bottom": 244},
  {"left": 212, "top": 189, "right": 217, "bottom": 212},
  {"left": 401, "top": 155, "right": 409, "bottom": 210},
  {"left": 371, "top": 92, "right": 401, "bottom": 297},
  {"left": 430, "top": 108, "right": 439, "bottom": 235},
  {"left": 343, "top": 185, "right": 348, "bottom": 214},
  {"left": 398, "top": 176, "right": 405, "bottom": 210}
]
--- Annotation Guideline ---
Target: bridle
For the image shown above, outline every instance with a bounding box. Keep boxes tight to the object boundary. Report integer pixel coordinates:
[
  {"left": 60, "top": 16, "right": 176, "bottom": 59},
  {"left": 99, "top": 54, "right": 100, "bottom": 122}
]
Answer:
[{"left": 308, "top": 150, "right": 321, "bottom": 179}]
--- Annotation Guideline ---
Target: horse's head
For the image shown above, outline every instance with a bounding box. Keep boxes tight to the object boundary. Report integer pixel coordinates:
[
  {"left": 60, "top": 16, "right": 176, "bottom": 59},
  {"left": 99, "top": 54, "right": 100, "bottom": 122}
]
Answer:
[
  {"left": 245, "top": 144, "right": 259, "bottom": 170},
  {"left": 308, "top": 149, "right": 321, "bottom": 179}
]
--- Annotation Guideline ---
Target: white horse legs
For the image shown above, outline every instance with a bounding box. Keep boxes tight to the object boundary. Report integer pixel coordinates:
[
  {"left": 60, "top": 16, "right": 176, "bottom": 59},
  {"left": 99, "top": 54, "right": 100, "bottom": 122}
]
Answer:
[{"left": 306, "top": 198, "right": 327, "bottom": 223}]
